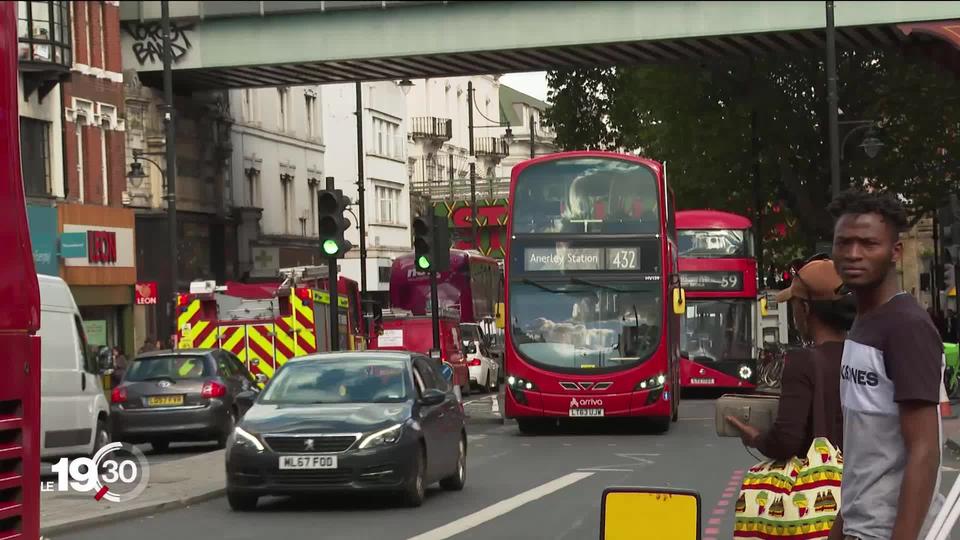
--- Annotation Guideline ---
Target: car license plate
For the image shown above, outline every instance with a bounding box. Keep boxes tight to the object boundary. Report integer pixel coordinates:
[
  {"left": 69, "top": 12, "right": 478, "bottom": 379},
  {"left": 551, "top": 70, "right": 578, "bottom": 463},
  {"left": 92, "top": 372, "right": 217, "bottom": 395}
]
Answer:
[
  {"left": 569, "top": 408, "right": 604, "bottom": 417},
  {"left": 147, "top": 395, "right": 184, "bottom": 406},
  {"left": 278, "top": 455, "right": 338, "bottom": 470},
  {"left": 690, "top": 378, "right": 715, "bottom": 385}
]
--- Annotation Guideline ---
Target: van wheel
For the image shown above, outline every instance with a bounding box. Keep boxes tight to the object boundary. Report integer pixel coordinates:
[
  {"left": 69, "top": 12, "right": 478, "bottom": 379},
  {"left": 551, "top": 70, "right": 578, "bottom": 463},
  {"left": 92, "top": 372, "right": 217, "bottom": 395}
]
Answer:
[{"left": 93, "top": 418, "right": 110, "bottom": 455}]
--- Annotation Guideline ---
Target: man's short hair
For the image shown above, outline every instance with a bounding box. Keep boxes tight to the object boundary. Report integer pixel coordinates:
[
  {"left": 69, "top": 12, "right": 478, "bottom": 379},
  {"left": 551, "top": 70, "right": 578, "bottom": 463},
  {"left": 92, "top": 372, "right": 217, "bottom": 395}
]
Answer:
[{"left": 827, "top": 189, "right": 909, "bottom": 238}]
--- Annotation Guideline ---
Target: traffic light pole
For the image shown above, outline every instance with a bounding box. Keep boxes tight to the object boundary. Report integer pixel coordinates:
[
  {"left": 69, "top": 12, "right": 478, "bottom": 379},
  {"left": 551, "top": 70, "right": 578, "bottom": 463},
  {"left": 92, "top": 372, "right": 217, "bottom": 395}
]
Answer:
[
  {"left": 430, "top": 270, "right": 440, "bottom": 355},
  {"left": 329, "top": 255, "right": 339, "bottom": 352}
]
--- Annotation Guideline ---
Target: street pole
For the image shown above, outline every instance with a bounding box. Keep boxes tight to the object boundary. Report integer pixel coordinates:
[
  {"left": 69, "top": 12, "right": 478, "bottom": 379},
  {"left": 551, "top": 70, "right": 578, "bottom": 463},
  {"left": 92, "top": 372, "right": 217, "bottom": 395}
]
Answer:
[
  {"left": 430, "top": 270, "right": 440, "bottom": 354},
  {"left": 326, "top": 177, "right": 340, "bottom": 351},
  {"left": 355, "top": 82, "right": 367, "bottom": 295},
  {"left": 934, "top": 213, "right": 942, "bottom": 318},
  {"left": 467, "top": 81, "right": 477, "bottom": 249},
  {"left": 161, "top": 0, "right": 178, "bottom": 343},
  {"left": 530, "top": 113, "right": 535, "bottom": 159},
  {"left": 826, "top": 0, "right": 841, "bottom": 198}
]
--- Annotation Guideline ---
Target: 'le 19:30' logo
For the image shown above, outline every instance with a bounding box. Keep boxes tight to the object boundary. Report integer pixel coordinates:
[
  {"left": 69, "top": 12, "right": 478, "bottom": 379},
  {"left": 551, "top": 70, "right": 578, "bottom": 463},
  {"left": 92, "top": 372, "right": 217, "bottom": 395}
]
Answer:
[{"left": 43, "top": 443, "right": 150, "bottom": 502}]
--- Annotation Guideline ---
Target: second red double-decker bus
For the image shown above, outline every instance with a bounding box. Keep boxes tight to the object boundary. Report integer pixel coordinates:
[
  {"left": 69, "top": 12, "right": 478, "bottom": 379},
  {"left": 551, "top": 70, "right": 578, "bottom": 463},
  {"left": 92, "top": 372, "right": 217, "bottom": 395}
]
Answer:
[
  {"left": 503, "top": 151, "right": 684, "bottom": 433},
  {"left": 677, "top": 210, "right": 758, "bottom": 390}
]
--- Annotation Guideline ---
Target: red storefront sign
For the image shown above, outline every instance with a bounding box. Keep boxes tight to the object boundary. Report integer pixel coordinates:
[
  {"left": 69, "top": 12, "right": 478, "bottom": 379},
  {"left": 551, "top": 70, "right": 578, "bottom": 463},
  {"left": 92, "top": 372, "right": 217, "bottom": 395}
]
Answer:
[
  {"left": 135, "top": 281, "right": 158, "bottom": 305},
  {"left": 87, "top": 230, "right": 117, "bottom": 264}
]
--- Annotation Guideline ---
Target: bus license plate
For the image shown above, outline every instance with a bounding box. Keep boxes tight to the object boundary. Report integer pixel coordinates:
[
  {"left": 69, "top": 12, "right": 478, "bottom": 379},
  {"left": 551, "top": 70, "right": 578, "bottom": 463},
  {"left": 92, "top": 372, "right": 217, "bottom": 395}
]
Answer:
[
  {"left": 569, "top": 408, "right": 604, "bottom": 417},
  {"left": 278, "top": 455, "right": 338, "bottom": 470},
  {"left": 690, "top": 378, "right": 715, "bottom": 385}
]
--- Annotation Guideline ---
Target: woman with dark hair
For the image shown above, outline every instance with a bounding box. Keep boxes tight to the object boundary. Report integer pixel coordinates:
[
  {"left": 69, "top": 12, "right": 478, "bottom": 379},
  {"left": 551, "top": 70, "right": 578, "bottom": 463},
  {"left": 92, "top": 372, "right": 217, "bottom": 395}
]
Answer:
[{"left": 727, "top": 254, "right": 855, "bottom": 460}]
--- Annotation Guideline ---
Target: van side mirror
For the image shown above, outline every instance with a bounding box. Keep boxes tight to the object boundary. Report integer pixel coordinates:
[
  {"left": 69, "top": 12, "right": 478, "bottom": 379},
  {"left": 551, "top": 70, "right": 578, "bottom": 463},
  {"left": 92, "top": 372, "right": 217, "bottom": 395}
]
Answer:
[{"left": 601, "top": 487, "right": 701, "bottom": 539}]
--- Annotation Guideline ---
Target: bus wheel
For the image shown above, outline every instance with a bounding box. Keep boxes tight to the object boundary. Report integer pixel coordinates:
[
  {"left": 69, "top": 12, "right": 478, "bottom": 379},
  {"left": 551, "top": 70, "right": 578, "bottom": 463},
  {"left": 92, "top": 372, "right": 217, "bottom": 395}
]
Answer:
[
  {"left": 671, "top": 383, "right": 679, "bottom": 422},
  {"left": 517, "top": 419, "right": 543, "bottom": 435}
]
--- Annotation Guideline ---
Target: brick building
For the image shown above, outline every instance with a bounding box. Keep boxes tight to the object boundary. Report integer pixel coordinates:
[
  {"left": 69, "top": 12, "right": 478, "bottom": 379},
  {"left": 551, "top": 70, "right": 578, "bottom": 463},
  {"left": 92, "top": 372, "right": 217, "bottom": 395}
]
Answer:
[{"left": 59, "top": 1, "right": 137, "bottom": 356}]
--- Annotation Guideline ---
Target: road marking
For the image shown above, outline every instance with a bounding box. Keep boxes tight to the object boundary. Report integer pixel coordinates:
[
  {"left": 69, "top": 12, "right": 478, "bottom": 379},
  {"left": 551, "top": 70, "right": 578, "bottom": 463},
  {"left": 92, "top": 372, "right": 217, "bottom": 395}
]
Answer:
[
  {"left": 943, "top": 465, "right": 959, "bottom": 472},
  {"left": 491, "top": 397, "right": 500, "bottom": 414},
  {"left": 467, "top": 434, "right": 487, "bottom": 442},
  {"left": 577, "top": 468, "right": 634, "bottom": 472},
  {"left": 464, "top": 395, "right": 494, "bottom": 406},
  {"left": 679, "top": 417, "right": 713, "bottom": 421},
  {"left": 406, "top": 472, "right": 595, "bottom": 540}
]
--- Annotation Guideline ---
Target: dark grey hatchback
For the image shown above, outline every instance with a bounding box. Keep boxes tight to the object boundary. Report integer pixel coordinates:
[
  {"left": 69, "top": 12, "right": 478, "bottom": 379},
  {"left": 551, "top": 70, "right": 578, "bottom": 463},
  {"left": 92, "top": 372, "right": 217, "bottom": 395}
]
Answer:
[
  {"left": 225, "top": 351, "right": 467, "bottom": 511},
  {"left": 111, "top": 349, "right": 262, "bottom": 451}
]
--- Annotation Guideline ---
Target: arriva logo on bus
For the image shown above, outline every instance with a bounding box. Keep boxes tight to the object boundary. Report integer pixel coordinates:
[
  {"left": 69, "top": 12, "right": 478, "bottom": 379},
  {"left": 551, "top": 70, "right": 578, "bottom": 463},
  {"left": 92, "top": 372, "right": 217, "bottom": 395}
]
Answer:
[{"left": 570, "top": 397, "right": 603, "bottom": 408}]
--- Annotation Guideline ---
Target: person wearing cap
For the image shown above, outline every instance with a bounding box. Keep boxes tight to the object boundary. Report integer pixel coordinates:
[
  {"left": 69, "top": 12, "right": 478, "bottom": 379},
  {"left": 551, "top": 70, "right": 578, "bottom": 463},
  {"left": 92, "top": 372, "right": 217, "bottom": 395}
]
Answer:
[{"left": 726, "top": 254, "right": 855, "bottom": 460}]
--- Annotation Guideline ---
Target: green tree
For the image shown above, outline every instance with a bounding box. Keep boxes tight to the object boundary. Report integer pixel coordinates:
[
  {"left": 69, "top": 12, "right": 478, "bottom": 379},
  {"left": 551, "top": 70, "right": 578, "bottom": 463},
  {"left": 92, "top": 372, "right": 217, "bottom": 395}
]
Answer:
[{"left": 545, "top": 49, "right": 959, "bottom": 271}]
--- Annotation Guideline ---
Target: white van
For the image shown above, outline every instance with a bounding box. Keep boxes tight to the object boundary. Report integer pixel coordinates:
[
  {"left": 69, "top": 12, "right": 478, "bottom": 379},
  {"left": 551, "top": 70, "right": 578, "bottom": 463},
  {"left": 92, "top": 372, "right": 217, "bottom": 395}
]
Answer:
[{"left": 38, "top": 275, "right": 110, "bottom": 460}]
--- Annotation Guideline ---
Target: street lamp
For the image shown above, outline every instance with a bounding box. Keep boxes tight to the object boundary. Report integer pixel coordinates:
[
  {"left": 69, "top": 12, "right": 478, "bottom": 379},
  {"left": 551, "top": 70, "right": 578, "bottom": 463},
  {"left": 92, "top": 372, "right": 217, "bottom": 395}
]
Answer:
[
  {"left": 838, "top": 120, "right": 884, "bottom": 191},
  {"left": 467, "top": 81, "right": 513, "bottom": 249},
  {"left": 397, "top": 79, "right": 414, "bottom": 96},
  {"left": 128, "top": 149, "right": 167, "bottom": 191}
]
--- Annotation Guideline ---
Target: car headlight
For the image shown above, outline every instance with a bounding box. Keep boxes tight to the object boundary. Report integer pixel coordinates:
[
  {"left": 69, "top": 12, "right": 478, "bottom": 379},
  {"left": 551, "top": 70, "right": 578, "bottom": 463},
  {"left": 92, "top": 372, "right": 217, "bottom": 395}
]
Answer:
[
  {"left": 359, "top": 423, "right": 404, "bottom": 449},
  {"left": 739, "top": 365, "right": 753, "bottom": 380},
  {"left": 233, "top": 426, "right": 264, "bottom": 452}
]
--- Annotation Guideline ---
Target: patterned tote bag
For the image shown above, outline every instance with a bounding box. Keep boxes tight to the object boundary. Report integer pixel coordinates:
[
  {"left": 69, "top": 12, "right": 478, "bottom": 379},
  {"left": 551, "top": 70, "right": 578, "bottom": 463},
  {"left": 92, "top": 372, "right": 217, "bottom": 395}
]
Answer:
[{"left": 733, "top": 436, "right": 843, "bottom": 539}]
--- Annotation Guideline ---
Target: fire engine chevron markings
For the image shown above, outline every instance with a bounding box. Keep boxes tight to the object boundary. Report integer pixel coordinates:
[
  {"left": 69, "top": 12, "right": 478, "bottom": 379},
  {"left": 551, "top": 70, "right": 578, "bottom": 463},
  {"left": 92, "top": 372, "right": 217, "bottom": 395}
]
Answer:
[{"left": 406, "top": 472, "right": 594, "bottom": 540}]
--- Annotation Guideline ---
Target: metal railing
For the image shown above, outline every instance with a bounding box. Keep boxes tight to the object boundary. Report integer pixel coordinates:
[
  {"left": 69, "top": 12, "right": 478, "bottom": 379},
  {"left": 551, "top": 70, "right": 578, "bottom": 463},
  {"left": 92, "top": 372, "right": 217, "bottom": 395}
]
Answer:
[
  {"left": 474, "top": 136, "right": 509, "bottom": 158},
  {"left": 409, "top": 117, "right": 453, "bottom": 141},
  {"left": 410, "top": 173, "right": 511, "bottom": 202}
]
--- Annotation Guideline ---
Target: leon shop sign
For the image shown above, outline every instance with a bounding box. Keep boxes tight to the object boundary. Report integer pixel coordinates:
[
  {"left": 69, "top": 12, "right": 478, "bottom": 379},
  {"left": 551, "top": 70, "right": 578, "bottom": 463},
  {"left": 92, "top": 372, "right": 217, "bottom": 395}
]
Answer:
[
  {"left": 61, "top": 224, "right": 135, "bottom": 268},
  {"left": 135, "top": 282, "right": 158, "bottom": 305}
]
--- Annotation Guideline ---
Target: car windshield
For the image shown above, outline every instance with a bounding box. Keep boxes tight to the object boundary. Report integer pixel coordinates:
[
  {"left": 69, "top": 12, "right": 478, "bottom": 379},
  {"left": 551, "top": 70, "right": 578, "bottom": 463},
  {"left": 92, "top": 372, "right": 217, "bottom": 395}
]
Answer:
[
  {"left": 125, "top": 355, "right": 213, "bottom": 381},
  {"left": 509, "top": 281, "right": 661, "bottom": 371},
  {"left": 260, "top": 357, "right": 409, "bottom": 404},
  {"left": 681, "top": 300, "right": 754, "bottom": 362}
]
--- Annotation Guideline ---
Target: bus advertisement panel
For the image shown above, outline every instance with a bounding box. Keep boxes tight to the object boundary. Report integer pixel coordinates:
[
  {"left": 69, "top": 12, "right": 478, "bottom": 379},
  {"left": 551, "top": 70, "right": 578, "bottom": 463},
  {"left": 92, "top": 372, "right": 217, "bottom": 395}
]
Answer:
[
  {"left": 676, "top": 210, "right": 758, "bottom": 390},
  {"left": 390, "top": 249, "right": 501, "bottom": 324},
  {"left": 503, "top": 152, "right": 683, "bottom": 433}
]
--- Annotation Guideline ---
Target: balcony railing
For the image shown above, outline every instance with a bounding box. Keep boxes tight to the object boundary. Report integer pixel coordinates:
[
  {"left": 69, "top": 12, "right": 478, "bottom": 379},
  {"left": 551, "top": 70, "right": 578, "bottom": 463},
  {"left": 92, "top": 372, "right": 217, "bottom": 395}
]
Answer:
[
  {"left": 410, "top": 170, "right": 511, "bottom": 202},
  {"left": 409, "top": 117, "right": 453, "bottom": 142},
  {"left": 474, "top": 137, "right": 509, "bottom": 158}
]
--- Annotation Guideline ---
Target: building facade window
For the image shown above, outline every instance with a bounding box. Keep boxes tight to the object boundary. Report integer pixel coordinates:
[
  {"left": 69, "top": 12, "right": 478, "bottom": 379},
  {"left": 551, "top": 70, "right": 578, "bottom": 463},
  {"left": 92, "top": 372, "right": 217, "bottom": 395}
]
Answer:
[
  {"left": 372, "top": 117, "right": 403, "bottom": 160},
  {"left": 280, "top": 172, "right": 294, "bottom": 234},
  {"left": 246, "top": 170, "right": 260, "bottom": 207},
  {"left": 17, "top": 0, "right": 71, "bottom": 65},
  {"left": 308, "top": 178, "right": 319, "bottom": 235},
  {"left": 20, "top": 117, "right": 51, "bottom": 196},
  {"left": 375, "top": 183, "right": 401, "bottom": 225}
]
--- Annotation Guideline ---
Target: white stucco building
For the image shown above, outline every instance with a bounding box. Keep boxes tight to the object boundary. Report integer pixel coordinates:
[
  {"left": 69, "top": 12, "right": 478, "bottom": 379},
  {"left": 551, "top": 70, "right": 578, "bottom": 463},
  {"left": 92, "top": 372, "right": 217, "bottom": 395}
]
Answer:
[
  {"left": 229, "top": 85, "right": 327, "bottom": 279},
  {"left": 322, "top": 81, "right": 411, "bottom": 304}
]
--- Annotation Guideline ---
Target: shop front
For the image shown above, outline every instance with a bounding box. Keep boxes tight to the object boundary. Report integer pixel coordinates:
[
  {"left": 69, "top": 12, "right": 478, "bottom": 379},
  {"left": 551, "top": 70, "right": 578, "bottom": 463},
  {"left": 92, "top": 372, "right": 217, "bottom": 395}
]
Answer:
[{"left": 59, "top": 203, "right": 137, "bottom": 358}]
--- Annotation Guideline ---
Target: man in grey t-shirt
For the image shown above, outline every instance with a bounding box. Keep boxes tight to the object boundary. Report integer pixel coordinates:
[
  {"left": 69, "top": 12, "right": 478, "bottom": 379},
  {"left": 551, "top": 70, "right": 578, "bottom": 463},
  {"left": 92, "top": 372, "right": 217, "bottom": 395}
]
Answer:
[{"left": 828, "top": 190, "right": 945, "bottom": 540}]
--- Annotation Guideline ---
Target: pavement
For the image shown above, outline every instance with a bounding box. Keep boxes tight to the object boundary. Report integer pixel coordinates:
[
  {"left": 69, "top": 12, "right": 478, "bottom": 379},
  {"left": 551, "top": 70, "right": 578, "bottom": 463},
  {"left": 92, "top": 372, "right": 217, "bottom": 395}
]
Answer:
[{"left": 42, "top": 396, "right": 960, "bottom": 540}]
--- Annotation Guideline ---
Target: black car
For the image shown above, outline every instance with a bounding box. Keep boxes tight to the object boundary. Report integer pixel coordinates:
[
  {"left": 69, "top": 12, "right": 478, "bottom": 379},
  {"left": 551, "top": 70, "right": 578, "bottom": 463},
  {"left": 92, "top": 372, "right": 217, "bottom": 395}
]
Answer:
[
  {"left": 225, "top": 351, "right": 467, "bottom": 510},
  {"left": 111, "top": 349, "right": 262, "bottom": 451}
]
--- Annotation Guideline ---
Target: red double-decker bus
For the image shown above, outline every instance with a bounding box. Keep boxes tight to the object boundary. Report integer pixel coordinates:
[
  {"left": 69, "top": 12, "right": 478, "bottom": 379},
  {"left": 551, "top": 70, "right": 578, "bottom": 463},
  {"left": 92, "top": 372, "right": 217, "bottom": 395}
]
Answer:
[
  {"left": 2, "top": 3, "right": 42, "bottom": 536},
  {"left": 677, "top": 210, "right": 758, "bottom": 390},
  {"left": 503, "top": 151, "right": 684, "bottom": 433}
]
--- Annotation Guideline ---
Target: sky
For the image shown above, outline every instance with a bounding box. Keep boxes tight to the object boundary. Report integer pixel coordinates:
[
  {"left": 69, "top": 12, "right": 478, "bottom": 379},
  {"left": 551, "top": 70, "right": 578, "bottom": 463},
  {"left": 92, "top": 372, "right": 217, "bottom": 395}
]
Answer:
[{"left": 500, "top": 71, "right": 550, "bottom": 103}]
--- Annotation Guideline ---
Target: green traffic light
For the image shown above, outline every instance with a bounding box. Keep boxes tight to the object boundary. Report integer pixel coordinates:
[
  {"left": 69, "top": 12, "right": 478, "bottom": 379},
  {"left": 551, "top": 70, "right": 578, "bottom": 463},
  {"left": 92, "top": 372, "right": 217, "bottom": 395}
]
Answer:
[
  {"left": 322, "top": 239, "right": 340, "bottom": 256},
  {"left": 416, "top": 255, "right": 431, "bottom": 270}
]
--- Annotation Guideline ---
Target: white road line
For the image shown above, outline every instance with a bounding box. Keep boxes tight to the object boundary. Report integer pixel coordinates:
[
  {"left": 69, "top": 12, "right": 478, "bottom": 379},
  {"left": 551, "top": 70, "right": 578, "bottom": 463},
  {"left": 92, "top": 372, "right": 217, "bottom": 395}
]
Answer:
[
  {"left": 464, "top": 396, "right": 492, "bottom": 406},
  {"left": 578, "top": 468, "right": 635, "bottom": 472},
  {"left": 491, "top": 397, "right": 500, "bottom": 415},
  {"left": 467, "top": 434, "right": 488, "bottom": 442},
  {"left": 406, "top": 472, "right": 595, "bottom": 540}
]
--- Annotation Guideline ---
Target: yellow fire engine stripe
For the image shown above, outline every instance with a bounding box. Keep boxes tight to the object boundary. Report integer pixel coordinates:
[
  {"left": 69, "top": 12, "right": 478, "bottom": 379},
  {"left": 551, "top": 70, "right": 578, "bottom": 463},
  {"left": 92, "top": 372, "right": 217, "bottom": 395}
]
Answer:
[
  {"left": 177, "top": 299, "right": 200, "bottom": 329},
  {"left": 246, "top": 325, "right": 277, "bottom": 369},
  {"left": 221, "top": 328, "right": 245, "bottom": 359},
  {"left": 274, "top": 325, "right": 295, "bottom": 364}
]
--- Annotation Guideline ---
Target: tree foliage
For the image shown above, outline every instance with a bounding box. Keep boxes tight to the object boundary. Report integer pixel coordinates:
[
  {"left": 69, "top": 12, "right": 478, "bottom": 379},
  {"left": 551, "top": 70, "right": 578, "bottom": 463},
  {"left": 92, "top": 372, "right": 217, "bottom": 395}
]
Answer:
[{"left": 545, "top": 48, "right": 960, "bottom": 271}]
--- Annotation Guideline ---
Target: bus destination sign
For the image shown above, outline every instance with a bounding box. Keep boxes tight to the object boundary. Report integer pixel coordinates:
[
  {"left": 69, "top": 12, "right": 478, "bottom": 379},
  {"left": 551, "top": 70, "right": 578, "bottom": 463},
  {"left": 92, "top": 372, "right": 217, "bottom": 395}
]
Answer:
[
  {"left": 680, "top": 271, "right": 743, "bottom": 292},
  {"left": 524, "top": 247, "right": 640, "bottom": 272}
]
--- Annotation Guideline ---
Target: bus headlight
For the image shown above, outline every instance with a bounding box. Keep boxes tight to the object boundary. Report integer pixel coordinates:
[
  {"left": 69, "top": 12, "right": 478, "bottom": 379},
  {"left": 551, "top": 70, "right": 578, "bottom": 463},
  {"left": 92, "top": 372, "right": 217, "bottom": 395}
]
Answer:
[
  {"left": 507, "top": 376, "right": 538, "bottom": 391},
  {"left": 739, "top": 365, "right": 753, "bottom": 380},
  {"left": 635, "top": 373, "right": 667, "bottom": 392}
]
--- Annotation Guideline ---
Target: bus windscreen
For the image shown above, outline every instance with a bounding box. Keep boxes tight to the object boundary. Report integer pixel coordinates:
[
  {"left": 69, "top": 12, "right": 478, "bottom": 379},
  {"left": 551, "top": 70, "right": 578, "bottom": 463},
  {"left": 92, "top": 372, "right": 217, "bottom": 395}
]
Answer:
[{"left": 512, "top": 157, "right": 660, "bottom": 235}]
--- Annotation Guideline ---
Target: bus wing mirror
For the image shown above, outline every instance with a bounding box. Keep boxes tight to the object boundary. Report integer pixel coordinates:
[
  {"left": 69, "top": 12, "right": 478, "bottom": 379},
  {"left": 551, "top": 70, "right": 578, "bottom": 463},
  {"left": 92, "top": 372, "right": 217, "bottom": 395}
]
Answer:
[
  {"left": 672, "top": 288, "right": 686, "bottom": 315},
  {"left": 601, "top": 487, "right": 701, "bottom": 539}
]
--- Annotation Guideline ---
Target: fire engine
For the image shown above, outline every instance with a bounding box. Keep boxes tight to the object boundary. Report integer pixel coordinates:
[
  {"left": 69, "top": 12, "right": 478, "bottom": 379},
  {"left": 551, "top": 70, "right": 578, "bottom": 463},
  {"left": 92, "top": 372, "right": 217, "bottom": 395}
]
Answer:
[{"left": 175, "top": 266, "right": 378, "bottom": 380}]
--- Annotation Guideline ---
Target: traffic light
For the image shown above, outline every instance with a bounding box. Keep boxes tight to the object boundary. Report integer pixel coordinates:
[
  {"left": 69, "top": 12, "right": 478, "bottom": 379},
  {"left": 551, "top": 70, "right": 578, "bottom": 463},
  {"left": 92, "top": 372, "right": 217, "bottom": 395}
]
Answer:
[
  {"left": 937, "top": 264, "right": 947, "bottom": 291},
  {"left": 411, "top": 212, "right": 450, "bottom": 272},
  {"left": 946, "top": 263, "right": 956, "bottom": 293},
  {"left": 317, "top": 185, "right": 352, "bottom": 258}
]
